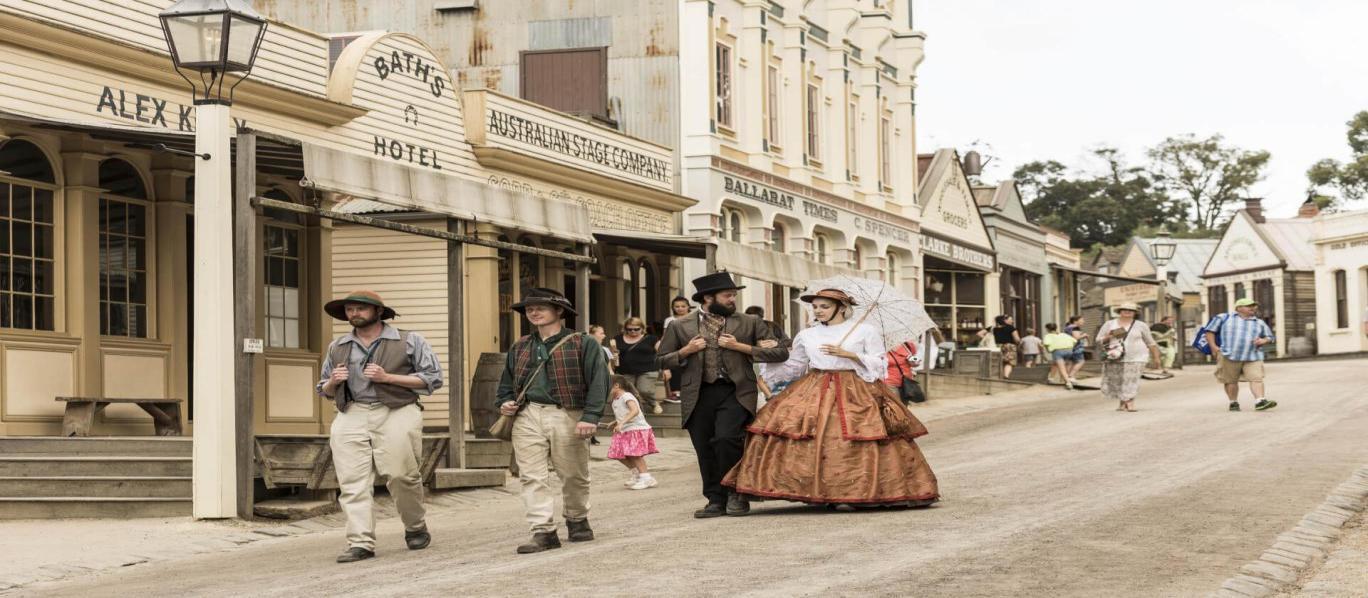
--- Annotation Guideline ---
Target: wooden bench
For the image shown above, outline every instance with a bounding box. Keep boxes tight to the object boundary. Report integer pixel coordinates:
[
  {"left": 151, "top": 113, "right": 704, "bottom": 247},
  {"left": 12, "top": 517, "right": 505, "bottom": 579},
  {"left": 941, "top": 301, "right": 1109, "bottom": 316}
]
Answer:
[{"left": 56, "top": 397, "right": 184, "bottom": 437}]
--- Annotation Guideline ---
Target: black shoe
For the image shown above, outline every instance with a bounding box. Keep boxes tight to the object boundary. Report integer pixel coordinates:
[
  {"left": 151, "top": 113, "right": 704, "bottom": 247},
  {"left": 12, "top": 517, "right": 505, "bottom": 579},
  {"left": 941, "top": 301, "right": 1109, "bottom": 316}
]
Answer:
[
  {"left": 336, "top": 547, "right": 375, "bottom": 563},
  {"left": 725, "top": 493, "right": 751, "bottom": 517},
  {"left": 694, "top": 502, "right": 726, "bottom": 518},
  {"left": 405, "top": 528, "right": 431, "bottom": 550},
  {"left": 516, "top": 531, "right": 562, "bottom": 554},
  {"left": 1228, "top": 402, "right": 1240, "bottom": 412},
  {"left": 566, "top": 518, "right": 595, "bottom": 542},
  {"left": 1255, "top": 399, "right": 1277, "bottom": 411}
]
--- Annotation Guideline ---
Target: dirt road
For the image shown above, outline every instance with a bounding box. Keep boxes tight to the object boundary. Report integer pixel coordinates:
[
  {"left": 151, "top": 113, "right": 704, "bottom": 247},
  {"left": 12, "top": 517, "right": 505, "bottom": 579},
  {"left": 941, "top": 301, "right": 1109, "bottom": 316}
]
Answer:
[{"left": 21, "top": 359, "right": 1368, "bottom": 597}]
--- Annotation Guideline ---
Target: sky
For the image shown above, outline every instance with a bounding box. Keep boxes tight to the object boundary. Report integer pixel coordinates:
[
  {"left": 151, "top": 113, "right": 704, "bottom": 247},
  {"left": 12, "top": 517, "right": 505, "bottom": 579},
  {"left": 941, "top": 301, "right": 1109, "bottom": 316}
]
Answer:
[{"left": 913, "top": 0, "right": 1368, "bottom": 219}]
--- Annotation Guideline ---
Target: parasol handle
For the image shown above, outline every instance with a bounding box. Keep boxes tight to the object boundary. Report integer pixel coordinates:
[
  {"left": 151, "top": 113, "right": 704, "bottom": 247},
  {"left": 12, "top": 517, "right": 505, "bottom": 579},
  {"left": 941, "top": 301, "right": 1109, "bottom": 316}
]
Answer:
[{"left": 832, "top": 282, "right": 885, "bottom": 348}]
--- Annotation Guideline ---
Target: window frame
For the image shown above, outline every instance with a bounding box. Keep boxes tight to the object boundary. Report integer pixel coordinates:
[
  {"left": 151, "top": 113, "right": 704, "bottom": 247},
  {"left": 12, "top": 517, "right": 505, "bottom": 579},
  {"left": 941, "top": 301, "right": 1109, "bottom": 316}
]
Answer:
[
  {"left": 765, "top": 59, "right": 783, "bottom": 151},
  {"left": 261, "top": 197, "right": 308, "bottom": 350},
  {"left": 0, "top": 140, "right": 61, "bottom": 334},
  {"left": 814, "top": 233, "right": 830, "bottom": 264},
  {"left": 1334, "top": 269, "right": 1348, "bottom": 329},
  {"left": 714, "top": 41, "right": 735, "bottom": 132},
  {"left": 805, "top": 80, "right": 822, "bottom": 164},
  {"left": 879, "top": 101, "right": 893, "bottom": 192},
  {"left": 885, "top": 251, "right": 898, "bottom": 284},
  {"left": 770, "top": 222, "right": 787, "bottom": 253},
  {"left": 846, "top": 89, "right": 859, "bottom": 182},
  {"left": 97, "top": 160, "right": 154, "bottom": 340}
]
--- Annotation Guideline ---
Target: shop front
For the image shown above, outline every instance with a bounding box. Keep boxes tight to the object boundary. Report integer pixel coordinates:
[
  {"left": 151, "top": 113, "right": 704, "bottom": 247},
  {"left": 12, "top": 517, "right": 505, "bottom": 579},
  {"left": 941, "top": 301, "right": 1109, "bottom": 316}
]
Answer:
[
  {"left": 1042, "top": 225, "right": 1083, "bottom": 328},
  {"left": 1312, "top": 209, "right": 1368, "bottom": 355},
  {"left": 917, "top": 150, "right": 997, "bottom": 347},
  {"left": 976, "top": 181, "right": 1048, "bottom": 333}
]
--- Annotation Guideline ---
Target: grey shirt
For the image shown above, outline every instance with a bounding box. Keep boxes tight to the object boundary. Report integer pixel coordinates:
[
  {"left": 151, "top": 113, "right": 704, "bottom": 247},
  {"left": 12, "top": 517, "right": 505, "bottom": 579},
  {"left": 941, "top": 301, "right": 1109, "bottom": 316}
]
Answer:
[{"left": 316, "top": 324, "right": 443, "bottom": 402}]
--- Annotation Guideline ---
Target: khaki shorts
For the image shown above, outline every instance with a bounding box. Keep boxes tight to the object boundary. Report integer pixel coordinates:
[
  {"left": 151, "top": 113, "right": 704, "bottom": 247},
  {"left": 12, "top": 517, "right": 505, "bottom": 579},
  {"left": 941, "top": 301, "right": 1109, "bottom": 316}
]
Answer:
[{"left": 1215, "top": 354, "right": 1264, "bottom": 384}]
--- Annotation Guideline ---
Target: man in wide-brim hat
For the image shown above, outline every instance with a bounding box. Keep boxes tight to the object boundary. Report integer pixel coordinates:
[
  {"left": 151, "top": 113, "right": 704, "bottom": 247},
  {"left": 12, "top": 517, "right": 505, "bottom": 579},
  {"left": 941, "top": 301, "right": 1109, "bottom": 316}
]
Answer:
[
  {"left": 495, "top": 288, "right": 610, "bottom": 554},
  {"left": 657, "top": 272, "right": 788, "bottom": 518},
  {"left": 316, "top": 290, "right": 444, "bottom": 563}
]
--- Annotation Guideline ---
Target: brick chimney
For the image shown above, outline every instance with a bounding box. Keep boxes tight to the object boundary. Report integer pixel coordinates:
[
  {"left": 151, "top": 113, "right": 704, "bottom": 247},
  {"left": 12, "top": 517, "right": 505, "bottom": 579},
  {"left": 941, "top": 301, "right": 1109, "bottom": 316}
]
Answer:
[
  {"left": 1244, "top": 198, "right": 1265, "bottom": 223},
  {"left": 1298, "top": 197, "right": 1321, "bottom": 219}
]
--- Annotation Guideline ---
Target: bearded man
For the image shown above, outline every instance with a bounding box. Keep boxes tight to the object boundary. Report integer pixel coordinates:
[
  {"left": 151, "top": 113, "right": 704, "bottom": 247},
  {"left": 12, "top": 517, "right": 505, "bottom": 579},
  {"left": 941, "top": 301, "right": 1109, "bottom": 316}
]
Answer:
[
  {"left": 656, "top": 272, "right": 788, "bottom": 518},
  {"left": 317, "top": 290, "right": 443, "bottom": 563}
]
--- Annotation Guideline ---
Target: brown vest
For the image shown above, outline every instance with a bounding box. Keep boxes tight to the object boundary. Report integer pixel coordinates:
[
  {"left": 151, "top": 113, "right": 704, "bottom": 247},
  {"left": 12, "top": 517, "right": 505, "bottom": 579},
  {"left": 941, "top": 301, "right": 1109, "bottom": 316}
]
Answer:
[{"left": 328, "top": 331, "right": 419, "bottom": 412}]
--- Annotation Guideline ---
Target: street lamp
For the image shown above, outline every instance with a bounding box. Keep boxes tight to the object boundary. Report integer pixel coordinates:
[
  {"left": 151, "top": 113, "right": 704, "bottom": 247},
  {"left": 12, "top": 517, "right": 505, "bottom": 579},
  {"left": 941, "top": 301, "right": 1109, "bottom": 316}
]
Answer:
[
  {"left": 160, "top": 0, "right": 267, "bottom": 520},
  {"left": 1151, "top": 231, "right": 1177, "bottom": 323}
]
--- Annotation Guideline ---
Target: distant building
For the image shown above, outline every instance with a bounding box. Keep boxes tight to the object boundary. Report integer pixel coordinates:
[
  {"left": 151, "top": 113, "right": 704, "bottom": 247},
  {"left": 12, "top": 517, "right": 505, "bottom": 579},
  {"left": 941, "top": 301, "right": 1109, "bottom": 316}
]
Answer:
[{"left": 1311, "top": 205, "right": 1368, "bottom": 355}]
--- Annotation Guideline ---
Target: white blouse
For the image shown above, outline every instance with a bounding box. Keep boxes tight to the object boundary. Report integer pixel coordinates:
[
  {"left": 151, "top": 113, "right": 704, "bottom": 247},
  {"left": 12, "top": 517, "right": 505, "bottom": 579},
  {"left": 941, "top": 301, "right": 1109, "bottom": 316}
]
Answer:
[{"left": 761, "top": 320, "right": 887, "bottom": 386}]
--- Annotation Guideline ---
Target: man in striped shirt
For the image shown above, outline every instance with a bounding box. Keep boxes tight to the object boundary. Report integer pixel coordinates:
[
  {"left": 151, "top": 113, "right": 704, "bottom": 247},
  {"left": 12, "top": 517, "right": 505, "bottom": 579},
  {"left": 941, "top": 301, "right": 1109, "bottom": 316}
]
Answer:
[{"left": 1204, "top": 297, "right": 1276, "bottom": 412}]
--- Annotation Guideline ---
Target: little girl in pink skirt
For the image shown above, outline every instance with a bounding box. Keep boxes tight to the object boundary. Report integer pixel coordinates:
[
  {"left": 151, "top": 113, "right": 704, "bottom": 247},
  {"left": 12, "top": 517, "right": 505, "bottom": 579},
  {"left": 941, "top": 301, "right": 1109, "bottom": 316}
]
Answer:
[{"left": 607, "top": 375, "right": 659, "bottom": 490}]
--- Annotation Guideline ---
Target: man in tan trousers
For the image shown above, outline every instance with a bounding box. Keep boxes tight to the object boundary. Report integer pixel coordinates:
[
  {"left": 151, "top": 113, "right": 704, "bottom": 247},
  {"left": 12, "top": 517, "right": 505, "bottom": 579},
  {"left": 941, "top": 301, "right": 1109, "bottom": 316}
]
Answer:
[
  {"left": 496, "top": 288, "right": 610, "bottom": 554},
  {"left": 317, "top": 290, "right": 443, "bottom": 563}
]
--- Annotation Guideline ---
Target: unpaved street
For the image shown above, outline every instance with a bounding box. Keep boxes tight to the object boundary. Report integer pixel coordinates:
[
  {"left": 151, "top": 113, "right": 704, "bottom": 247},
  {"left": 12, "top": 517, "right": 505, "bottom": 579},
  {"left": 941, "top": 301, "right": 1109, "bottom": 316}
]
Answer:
[{"left": 21, "top": 359, "right": 1368, "bottom": 597}]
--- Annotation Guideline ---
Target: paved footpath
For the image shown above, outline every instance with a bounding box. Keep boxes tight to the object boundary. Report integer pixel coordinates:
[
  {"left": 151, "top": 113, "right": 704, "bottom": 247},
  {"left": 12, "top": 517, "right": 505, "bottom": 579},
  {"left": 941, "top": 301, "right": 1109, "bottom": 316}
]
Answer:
[{"left": 7, "top": 359, "right": 1368, "bottom": 598}]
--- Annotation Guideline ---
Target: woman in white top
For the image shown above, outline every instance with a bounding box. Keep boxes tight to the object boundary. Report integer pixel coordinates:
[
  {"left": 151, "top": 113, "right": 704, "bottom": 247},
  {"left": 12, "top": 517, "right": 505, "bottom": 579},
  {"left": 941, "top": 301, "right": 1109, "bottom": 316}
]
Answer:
[
  {"left": 1095, "top": 302, "right": 1163, "bottom": 412},
  {"left": 721, "top": 289, "right": 939, "bottom": 510}
]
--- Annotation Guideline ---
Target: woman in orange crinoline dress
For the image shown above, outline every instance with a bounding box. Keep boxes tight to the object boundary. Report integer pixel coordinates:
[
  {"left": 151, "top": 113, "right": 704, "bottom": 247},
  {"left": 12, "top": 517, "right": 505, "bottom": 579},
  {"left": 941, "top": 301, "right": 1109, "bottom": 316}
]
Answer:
[{"left": 722, "top": 289, "right": 939, "bottom": 509}]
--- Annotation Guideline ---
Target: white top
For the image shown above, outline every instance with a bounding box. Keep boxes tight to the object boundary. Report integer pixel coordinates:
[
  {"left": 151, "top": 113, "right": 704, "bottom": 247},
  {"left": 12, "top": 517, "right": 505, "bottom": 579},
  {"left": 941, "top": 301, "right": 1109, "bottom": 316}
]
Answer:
[
  {"left": 611, "top": 392, "right": 651, "bottom": 432},
  {"left": 1095, "top": 319, "right": 1159, "bottom": 364},
  {"left": 761, "top": 319, "right": 887, "bottom": 386}
]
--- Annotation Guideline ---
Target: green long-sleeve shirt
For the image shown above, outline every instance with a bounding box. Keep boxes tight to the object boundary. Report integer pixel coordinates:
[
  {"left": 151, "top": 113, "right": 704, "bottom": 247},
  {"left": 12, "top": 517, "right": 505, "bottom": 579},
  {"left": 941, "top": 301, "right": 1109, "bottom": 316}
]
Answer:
[{"left": 494, "top": 328, "right": 608, "bottom": 424}]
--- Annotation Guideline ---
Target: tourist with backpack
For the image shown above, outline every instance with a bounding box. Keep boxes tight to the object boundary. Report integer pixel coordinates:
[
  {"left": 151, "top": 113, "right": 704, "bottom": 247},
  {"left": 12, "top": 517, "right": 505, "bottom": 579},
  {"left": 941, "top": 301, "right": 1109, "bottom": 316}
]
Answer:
[{"left": 1202, "top": 298, "right": 1276, "bottom": 412}]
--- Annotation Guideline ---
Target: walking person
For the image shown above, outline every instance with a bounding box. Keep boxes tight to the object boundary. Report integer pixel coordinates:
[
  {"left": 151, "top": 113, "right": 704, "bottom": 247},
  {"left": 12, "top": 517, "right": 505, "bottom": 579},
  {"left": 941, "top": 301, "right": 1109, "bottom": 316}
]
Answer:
[
  {"left": 723, "top": 289, "right": 939, "bottom": 510},
  {"left": 606, "top": 375, "right": 660, "bottom": 490},
  {"left": 1063, "top": 315, "right": 1088, "bottom": 384},
  {"left": 610, "top": 317, "right": 664, "bottom": 415},
  {"left": 1203, "top": 298, "right": 1277, "bottom": 412},
  {"left": 745, "top": 305, "right": 792, "bottom": 349},
  {"left": 589, "top": 325, "right": 614, "bottom": 373},
  {"left": 495, "top": 288, "right": 610, "bottom": 554},
  {"left": 1095, "top": 303, "right": 1163, "bottom": 412},
  {"left": 1018, "top": 328, "right": 1043, "bottom": 368},
  {"left": 662, "top": 296, "right": 693, "bottom": 404},
  {"left": 316, "top": 291, "right": 443, "bottom": 563},
  {"left": 1151, "top": 316, "right": 1178, "bottom": 373},
  {"left": 657, "top": 272, "right": 788, "bottom": 518},
  {"left": 885, "top": 339, "right": 924, "bottom": 405},
  {"left": 992, "top": 315, "right": 1021, "bottom": 378},
  {"left": 1042, "top": 324, "right": 1079, "bottom": 388}
]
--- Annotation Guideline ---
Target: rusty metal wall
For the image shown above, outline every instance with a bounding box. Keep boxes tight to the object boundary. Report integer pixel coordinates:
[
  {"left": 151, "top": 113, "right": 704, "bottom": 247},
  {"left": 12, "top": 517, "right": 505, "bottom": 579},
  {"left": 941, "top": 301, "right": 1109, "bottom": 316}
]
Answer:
[{"left": 257, "top": 0, "right": 681, "bottom": 150}]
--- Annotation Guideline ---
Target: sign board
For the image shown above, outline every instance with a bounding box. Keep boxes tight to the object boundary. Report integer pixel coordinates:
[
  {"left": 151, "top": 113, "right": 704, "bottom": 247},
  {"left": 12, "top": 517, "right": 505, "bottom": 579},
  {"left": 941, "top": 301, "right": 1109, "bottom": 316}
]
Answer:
[
  {"left": 1102, "top": 283, "right": 1160, "bottom": 306},
  {"left": 712, "top": 171, "right": 916, "bottom": 245},
  {"left": 920, "top": 234, "right": 995, "bottom": 272},
  {"left": 243, "top": 339, "right": 265, "bottom": 354}
]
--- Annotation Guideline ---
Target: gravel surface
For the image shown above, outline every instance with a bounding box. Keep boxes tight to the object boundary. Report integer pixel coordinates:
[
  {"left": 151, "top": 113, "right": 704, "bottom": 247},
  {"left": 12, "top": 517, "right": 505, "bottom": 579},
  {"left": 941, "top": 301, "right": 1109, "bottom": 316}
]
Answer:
[{"left": 14, "top": 359, "right": 1368, "bottom": 598}]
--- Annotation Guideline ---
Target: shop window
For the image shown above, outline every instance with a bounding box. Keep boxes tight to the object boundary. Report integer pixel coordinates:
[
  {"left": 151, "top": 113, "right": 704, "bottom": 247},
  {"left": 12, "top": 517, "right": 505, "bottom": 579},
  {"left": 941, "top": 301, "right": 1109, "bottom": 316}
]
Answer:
[
  {"left": 262, "top": 190, "right": 304, "bottom": 348},
  {"left": 766, "top": 61, "right": 782, "bottom": 149},
  {"left": 1233, "top": 282, "right": 1246, "bottom": 303},
  {"left": 924, "top": 266, "right": 988, "bottom": 348},
  {"left": 715, "top": 42, "right": 734, "bottom": 130},
  {"left": 1253, "top": 279, "right": 1276, "bottom": 328},
  {"left": 521, "top": 48, "right": 608, "bottom": 120},
  {"left": 0, "top": 140, "right": 57, "bottom": 331},
  {"left": 98, "top": 159, "right": 149, "bottom": 338},
  {"left": 1334, "top": 270, "right": 1348, "bottom": 328},
  {"left": 637, "top": 259, "right": 656, "bottom": 329},
  {"left": 815, "top": 234, "right": 830, "bottom": 264},
  {"left": 770, "top": 222, "right": 786, "bottom": 252},
  {"left": 1208, "top": 285, "right": 1227, "bottom": 316}
]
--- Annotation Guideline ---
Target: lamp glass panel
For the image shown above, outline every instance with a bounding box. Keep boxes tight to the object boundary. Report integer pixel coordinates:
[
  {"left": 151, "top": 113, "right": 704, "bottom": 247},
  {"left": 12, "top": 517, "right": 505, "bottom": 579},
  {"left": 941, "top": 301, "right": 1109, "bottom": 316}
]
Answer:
[
  {"left": 226, "top": 16, "right": 264, "bottom": 69},
  {"left": 165, "top": 14, "right": 225, "bottom": 67}
]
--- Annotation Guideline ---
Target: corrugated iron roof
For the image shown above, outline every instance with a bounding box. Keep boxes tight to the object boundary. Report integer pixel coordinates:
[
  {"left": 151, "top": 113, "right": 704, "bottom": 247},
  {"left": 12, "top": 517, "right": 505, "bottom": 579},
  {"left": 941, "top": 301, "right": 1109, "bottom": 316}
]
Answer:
[
  {"left": 333, "top": 198, "right": 408, "bottom": 215},
  {"left": 1136, "top": 237, "right": 1218, "bottom": 295},
  {"left": 1259, "top": 218, "right": 1316, "bottom": 271}
]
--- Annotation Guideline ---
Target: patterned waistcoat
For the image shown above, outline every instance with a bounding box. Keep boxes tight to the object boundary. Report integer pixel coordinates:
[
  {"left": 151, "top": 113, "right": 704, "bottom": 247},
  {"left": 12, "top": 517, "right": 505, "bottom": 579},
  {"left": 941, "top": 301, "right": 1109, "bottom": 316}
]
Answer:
[{"left": 510, "top": 333, "right": 588, "bottom": 409}]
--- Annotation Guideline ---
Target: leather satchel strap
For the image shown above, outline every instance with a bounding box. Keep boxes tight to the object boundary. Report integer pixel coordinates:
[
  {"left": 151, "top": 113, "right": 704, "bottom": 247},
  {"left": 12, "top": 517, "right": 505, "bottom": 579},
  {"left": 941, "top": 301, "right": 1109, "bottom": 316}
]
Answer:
[{"left": 512, "top": 333, "right": 582, "bottom": 408}]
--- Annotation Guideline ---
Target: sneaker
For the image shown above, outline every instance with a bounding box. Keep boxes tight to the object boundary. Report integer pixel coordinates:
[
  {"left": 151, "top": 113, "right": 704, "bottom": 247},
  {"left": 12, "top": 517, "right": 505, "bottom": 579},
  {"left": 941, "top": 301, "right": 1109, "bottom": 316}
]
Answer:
[
  {"left": 1228, "top": 402, "right": 1241, "bottom": 412},
  {"left": 1254, "top": 399, "right": 1277, "bottom": 411},
  {"left": 623, "top": 471, "right": 640, "bottom": 487},
  {"left": 629, "top": 476, "right": 658, "bottom": 490},
  {"left": 1067, "top": 377, "right": 1080, "bottom": 385},
  {"left": 663, "top": 396, "right": 682, "bottom": 404}
]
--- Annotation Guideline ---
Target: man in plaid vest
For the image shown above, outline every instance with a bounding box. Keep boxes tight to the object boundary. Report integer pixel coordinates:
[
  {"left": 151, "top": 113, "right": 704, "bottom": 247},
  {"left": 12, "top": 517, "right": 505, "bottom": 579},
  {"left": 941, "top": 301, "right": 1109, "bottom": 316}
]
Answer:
[{"left": 495, "top": 288, "right": 610, "bottom": 554}]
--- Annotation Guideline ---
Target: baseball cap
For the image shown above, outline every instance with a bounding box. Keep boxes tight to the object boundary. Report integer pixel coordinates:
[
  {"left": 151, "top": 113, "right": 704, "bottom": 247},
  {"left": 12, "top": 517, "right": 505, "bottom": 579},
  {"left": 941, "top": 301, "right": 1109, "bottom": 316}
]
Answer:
[{"left": 1234, "top": 298, "right": 1258, "bottom": 308}]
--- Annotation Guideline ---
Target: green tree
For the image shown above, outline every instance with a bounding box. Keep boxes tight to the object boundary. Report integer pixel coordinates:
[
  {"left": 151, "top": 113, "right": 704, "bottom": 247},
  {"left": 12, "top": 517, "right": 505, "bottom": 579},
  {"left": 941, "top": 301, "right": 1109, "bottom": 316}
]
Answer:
[
  {"left": 1018, "top": 148, "right": 1175, "bottom": 248},
  {"left": 1307, "top": 111, "right": 1368, "bottom": 204},
  {"left": 1147, "top": 134, "right": 1270, "bottom": 231}
]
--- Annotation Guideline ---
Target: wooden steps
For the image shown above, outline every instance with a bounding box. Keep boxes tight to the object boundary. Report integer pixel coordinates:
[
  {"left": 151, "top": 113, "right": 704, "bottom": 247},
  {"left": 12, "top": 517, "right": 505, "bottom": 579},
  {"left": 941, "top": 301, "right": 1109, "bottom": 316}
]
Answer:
[{"left": 0, "top": 437, "right": 192, "bottom": 519}]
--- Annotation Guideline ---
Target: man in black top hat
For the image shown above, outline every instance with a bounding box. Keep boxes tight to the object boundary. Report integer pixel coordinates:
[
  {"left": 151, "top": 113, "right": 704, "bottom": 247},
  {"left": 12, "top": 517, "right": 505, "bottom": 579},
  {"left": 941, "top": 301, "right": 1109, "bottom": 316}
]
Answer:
[{"left": 658, "top": 272, "right": 789, "bottom": 518}]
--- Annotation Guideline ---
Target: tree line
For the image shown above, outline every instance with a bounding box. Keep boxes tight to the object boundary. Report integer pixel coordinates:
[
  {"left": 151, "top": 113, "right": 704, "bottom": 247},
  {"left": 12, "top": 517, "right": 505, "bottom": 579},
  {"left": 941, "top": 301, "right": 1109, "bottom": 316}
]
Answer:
[{"left": 1015, "top": 110, "right": 1368, "bottom": 249}]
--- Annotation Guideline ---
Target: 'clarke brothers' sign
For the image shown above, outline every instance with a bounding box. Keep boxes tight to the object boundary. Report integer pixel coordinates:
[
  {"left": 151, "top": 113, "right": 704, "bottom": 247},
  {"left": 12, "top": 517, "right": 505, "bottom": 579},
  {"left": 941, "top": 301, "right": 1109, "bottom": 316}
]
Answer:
[
  {"left": 720, "top": 174, "right": 913, "bottom": 244},
  {"left": 921, "top": 234, "right": 995, "bottom": 271}
]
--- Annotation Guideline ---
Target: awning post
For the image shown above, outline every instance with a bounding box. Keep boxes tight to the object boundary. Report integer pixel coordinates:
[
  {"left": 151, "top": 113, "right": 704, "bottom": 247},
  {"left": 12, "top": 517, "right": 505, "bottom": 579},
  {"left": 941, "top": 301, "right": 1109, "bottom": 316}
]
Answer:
[
  {"left": 446, "top": 219, "right": 466, "bottom": 468},
  {"left": 232, "top": 131, "right": 258, "bottom": 518},
  {"left": 576, "top": 244, "right": 592, "bottom": 331}
]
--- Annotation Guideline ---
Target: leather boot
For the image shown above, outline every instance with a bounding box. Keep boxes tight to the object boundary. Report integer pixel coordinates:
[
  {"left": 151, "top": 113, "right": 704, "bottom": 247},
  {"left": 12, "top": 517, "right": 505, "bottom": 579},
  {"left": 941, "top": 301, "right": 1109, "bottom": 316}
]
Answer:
[
  {"left": 726, "top": 492, "right": 751, "bottom": 516},
  {"left": 566, "top": 518, "right": 595, "bottom": 542},
  {"left": 516, "top": 531, "right": 562, "bottom": 554}
]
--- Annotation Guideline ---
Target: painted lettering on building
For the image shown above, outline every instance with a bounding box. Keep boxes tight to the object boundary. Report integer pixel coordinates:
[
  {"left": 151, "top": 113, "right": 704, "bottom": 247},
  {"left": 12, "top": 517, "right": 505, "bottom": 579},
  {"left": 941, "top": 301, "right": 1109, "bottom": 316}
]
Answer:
[
  {"left": 373, "top": 135, "right": 443, "bottom": 170},
  {"left": 851, "top": 216, "right": 912, "bottom": 243},
  {"left": 1223, "top": 238, "right": 1258, "bottom": 262},
  {"left": 722, "top": 175, "right": 795, "bottom": 210},
  {"left": 921, "top": 234, "right": 994, "bottom": 270},
  {"left": 94, "top": 86, "right": 246, "bottom": 133},
  {"left": 373, "top": 50, "right": 448, "bottom": 98},
  {"left": 485, "top": 175, "right": 671, "bottom": 234},
  {"left": 802, "top": 200, "right": 838, "bottom": 223},
  {"left": 486, "top": 110, "right": 670, "bottom": 183}
]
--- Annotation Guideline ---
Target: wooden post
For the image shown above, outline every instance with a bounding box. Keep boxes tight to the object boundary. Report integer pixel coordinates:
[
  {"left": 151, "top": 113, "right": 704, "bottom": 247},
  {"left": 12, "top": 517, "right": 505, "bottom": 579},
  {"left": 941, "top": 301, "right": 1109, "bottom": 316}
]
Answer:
[
  {"left": 576, "top": 244, "right": 592, "bottom": 331},
  {"left": 232, "top": 132, "right": 258, "bottom": 518},
  {"left": 447, "top": 219, "right": 466, "bottom": 468},
  {"left": 705, "top": 242, "right": 717, "bottom": 273}
]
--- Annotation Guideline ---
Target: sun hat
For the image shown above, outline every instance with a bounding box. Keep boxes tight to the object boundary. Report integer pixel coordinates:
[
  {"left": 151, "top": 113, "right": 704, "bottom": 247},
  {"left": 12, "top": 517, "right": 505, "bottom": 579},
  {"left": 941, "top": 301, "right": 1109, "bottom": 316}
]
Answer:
[
  {"left": 1234, "top": 297, "right": 1258, "bottom": 308},
  {"left": 799, "top": 288, "right": 858, "bottom": 306},
  {"left": 511, "top": 287, "right": 578, "bottom": 317},
  {"left": 324, "top": 290, "right": 396, "bottom": 321}
]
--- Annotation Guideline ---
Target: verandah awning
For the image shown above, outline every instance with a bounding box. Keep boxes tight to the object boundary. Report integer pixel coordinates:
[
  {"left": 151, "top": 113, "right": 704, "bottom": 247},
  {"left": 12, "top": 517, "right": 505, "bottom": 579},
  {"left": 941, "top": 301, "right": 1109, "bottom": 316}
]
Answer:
[{"left": 713, "top": 239, "right": 873, "bottom": 289}]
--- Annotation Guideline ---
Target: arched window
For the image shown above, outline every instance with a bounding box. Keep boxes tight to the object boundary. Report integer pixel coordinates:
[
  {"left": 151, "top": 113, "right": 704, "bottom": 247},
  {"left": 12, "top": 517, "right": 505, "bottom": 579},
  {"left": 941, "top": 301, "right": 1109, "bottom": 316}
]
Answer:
[
  {"left": 853, "top": 245, "right": 864, "bottom": 271},
  {"left": 0, "top": 139, "right": 57, "bottom": 331},
  {"left": 886, "top": 251, "right": 899, "bottom": 284},
  {"left": 637, "top": 258, "right": 656, "bottom": 328},
  {"left": 770, "top": 222, "right": 786, "bottom": 252},
  {"left": 720, "top": 207, "right": 745, "bottom": 243},
  {"left": 263, "top": 189, "right": 304, "bottom": 348},
  {"left": 814, "top": 234, "right": 829, "bottom": 264},
  {"left": 98, "top": 159, "right": 150, "bottom": 338}
]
